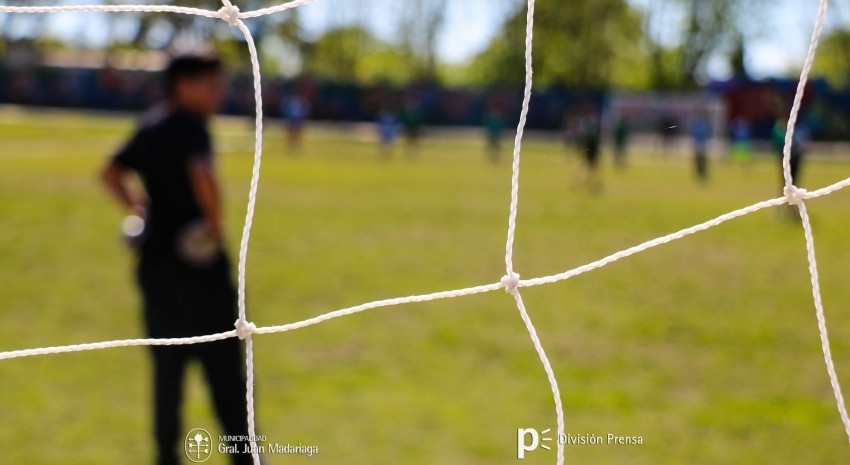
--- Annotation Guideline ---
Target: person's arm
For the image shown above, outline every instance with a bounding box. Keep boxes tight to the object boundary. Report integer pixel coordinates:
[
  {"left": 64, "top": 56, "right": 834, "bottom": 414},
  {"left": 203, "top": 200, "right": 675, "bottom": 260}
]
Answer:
[
  {"left": 100, "top": 161, "right": 145, "bottom": 216},
  {"left": 187, "top": 157, "right": 223, "bottom": 239}
]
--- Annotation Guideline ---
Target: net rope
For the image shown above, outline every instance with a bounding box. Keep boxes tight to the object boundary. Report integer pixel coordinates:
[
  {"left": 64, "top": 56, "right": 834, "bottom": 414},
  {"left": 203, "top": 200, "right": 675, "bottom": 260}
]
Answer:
[{"left": 1, "top": 0, "right": 848, "bottom": 463}]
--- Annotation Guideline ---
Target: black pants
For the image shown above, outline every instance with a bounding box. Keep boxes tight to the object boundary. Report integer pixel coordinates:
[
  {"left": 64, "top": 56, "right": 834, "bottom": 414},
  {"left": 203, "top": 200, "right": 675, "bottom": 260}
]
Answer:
[
  {"left": 584, "top": 136, "right": 601, "bottom": 169},
  {"left": 137, "top": 251, "right": 253, "bottom": 465},
  {"left": 695, "top": 149, "right": 708, "bottom": 181},
  {"left": 787, "top": 151, "right": 803, "bottom": 186},
  {"left": 152, "top": 341, "right": 253, "bottom": 465}
]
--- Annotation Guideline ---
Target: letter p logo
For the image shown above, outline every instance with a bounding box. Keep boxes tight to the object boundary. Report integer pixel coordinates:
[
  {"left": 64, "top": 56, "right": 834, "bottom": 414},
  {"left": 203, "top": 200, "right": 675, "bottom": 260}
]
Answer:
[
  {"left": 517, "top": 427, "right": 553, "bottom": 459},
  {"left": 517, "top": 428, "right": 539, "bottom": 459}
]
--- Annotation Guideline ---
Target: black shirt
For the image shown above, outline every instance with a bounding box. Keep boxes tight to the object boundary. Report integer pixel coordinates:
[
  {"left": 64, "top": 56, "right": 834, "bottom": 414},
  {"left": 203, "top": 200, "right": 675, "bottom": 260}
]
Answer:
[{"left": 113, "top": 106, "right": 212, "bottom": 256}]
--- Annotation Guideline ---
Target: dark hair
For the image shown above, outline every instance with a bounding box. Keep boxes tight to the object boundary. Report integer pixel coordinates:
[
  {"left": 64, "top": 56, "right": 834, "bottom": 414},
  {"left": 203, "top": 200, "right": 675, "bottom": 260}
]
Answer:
[{"left": 164, "top": 54, "right": 223, "bottom": 96}]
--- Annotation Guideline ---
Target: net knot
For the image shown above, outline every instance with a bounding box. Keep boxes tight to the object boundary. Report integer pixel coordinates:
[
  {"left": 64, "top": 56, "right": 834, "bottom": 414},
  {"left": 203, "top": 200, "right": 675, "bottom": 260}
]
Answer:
[
  {"left": 784, "top": 185, "right": 808, "bottom": 206},
  {"left": 501, "top": 272, "right": 521, "bottom": 294},
  {"left": 234, "top": 319, "right": 256, "bottom": 339},
  {"left": 218, "top": 4, "right": 241, "bottom": 27}
]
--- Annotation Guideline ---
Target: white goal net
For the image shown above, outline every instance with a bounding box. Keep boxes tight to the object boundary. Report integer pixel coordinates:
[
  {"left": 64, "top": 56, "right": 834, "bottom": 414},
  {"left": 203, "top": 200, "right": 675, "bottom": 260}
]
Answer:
[{"left": 0, "top": 1, "right": 848, "bottom": 464}]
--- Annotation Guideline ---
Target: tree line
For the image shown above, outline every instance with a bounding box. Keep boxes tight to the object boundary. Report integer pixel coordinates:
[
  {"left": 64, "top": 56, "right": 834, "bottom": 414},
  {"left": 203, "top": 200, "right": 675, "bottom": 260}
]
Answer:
[{"left": 1, "top": 0, "right": 849, "bottom": 89}]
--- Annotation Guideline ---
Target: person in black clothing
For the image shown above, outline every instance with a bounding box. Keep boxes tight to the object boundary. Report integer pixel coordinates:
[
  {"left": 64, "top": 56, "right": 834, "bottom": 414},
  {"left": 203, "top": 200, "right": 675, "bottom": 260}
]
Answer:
[
  {"left": 100, "top": 55, "right": 253, "bottom": 465},
  {"left": 572, "top": 102, "right": 602, "bottom": 191}
]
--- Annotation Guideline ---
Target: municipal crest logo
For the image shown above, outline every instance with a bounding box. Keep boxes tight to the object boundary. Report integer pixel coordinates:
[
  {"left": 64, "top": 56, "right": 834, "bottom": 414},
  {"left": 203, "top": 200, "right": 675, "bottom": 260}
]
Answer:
[{"left": 185, "top": 428, "right": 213, "bottom": 463}]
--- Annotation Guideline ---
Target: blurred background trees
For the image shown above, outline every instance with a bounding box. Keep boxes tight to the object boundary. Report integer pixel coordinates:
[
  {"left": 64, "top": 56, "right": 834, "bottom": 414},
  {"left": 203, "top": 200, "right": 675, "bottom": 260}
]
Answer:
[
  {"left": 0, "top": 0, "right": 846, "bottom": 90},
  {"left": 650, "top": 0, "right": 773, "bottom": 87},
  {"left": 813, "top": 29, "right": 850, "bottom": 89},
  {"left": 467, "top": 0, "right": 644, "bottom": 89}
]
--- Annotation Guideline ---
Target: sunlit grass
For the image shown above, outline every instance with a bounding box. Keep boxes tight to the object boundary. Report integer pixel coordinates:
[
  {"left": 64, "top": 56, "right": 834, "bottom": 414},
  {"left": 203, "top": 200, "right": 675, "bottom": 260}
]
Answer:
[{"left": 1, "top": 109, "right": 850, "bottom": 464}]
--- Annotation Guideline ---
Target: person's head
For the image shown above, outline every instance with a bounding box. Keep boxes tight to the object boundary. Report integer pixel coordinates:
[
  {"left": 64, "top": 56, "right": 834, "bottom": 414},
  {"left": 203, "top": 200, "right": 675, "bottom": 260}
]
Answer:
[{"left": 164, "top": 54, "right": 225, "bottom": 116}]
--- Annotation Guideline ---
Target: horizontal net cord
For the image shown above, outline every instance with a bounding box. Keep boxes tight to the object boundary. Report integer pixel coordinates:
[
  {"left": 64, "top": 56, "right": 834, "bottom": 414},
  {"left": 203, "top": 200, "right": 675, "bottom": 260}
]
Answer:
[
  {"left": 0, "top": 330, "right": 238, "bottom": 361},
  {"left": 4, "top": 174, "right": 850, "bottom": 363},
  {"left": 254, "top": 282, "right": 504, "bottom": 334},
  {"left": 0, "top": 283, "right": 500, "bottom": 360},
  {"left": 0, "top": 4, "right": 220, "bottom": 17},
  {"left": 519, "top": 176, "right": 850, "bottom": 288},
  {"left": 0, "top": 0, "right": 316, "bottom": 18}
]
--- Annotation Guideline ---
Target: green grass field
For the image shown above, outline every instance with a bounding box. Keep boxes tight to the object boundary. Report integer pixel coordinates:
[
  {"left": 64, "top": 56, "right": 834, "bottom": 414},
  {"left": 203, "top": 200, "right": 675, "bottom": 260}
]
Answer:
[{"left": 2, "top": 108, "right": 850, "bottom": 464}]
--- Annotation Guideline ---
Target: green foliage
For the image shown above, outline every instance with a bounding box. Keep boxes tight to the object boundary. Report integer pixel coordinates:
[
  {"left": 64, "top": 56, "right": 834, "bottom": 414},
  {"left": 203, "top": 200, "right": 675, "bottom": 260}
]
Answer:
[
  {"left": 812, "top": 29, "right": 850, "bottom": 89},
  {"left": 645, "top": 0, "right": 775, "bottom": 88},
  {"left": 395, "top": 0, "right": 449, "bottom": 82},
  {"left": 466, "top": 0, "right": 648, "bottom": 89},
  {"left": 305, "top": 27, "right": 373, "bottom": 82},
  {"left": 643, "top": 45, "right": 691, "bottom": 90},
  {"left": 304, "top": 26, "right": 418, "bottom": 85},
  {"left": 1, "top": 0, "right": 807, "bottom": 90}
]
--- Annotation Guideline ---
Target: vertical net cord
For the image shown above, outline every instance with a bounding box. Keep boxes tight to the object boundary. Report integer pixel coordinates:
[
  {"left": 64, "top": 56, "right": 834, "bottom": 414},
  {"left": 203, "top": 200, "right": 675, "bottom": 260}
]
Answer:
[
  {"left": 504, "top": 2, "right": 532, "bottom": 274},
  {"left": 783, "top": 0, "right": 827, "bottom": 189},
  {"left": 222, "top": 1, "right": 263, "bottom": 463},
  {"left": 502, "top": 1, "right": 564, "bottom": 464},
  {"left": 781, "top": 0, "right": 850, "bottom": 443}
]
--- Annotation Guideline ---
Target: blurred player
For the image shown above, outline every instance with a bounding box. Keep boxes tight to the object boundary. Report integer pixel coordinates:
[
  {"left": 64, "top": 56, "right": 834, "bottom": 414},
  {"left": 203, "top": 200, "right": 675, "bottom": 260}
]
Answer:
[
  {"left": 690, "top": 114, "right": 711, "bottom": 183},
  {"left": 574, "top": 103, "right": 603, "bottom": 191},
  {"left": 100, "top": 54, "right": 253, "bottom": 465},
  {"left": 772, "top": 117, "right": 809, "bottom": 190},
  {"left": 281, "top": 93, "right": 309, "bottom": 153},
  {"left": 399, "top": 99, "right": 423, "bottom": 156},
  {"left": 484, "top": 107, "right": 505, "bottom": 163},
  {"left": 377, "top": 107, "right": 399, "bottom": 158},
  {"left": 729, "top": 117, "right": 753, "bottom": 165},
  {"left": 657, "top": 114, "right": 678, "bottom": 156},
  {"left": 612, "top": 116, "right": 630, "bottom": 169}
]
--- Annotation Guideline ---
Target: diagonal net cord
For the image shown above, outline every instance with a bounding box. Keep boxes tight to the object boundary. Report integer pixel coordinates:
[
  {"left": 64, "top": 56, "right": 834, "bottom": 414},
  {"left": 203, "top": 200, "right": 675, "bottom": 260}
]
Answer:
[
  {"left": 1, "top": 0, "right": 850, "bottom": 462},
  {"left": 779, "top": 0, "right": 850, "bottom": 442}
]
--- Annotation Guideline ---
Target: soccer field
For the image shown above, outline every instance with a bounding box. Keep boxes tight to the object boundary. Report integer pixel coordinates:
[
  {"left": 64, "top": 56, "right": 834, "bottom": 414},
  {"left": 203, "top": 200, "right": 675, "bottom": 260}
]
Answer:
[{"left": 2, "top": 108, "right": 850, "bottom": 464}]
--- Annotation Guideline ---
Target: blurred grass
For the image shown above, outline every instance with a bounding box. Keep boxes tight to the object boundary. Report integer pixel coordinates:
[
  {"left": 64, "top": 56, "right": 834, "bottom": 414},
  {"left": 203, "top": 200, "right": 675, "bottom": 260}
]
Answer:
[{"left": 1, "top": 109, "right": 850, "bottom": 464}]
